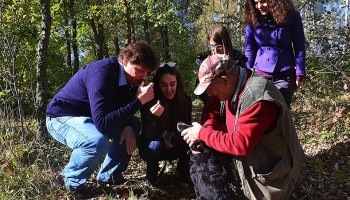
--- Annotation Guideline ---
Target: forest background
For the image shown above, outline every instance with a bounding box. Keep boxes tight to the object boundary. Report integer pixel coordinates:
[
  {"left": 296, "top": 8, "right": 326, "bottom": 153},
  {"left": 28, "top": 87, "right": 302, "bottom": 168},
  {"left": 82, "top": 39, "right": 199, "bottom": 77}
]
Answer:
[{"left": 0, "top": 0, "right": 349, "bottom": 199}]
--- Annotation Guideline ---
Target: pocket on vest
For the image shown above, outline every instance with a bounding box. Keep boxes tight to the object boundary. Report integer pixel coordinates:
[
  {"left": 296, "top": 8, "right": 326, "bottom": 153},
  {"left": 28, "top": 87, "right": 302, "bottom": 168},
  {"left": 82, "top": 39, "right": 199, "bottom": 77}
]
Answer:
[{"left": 253, "top": 155, "right": 291, "bottom": 188}]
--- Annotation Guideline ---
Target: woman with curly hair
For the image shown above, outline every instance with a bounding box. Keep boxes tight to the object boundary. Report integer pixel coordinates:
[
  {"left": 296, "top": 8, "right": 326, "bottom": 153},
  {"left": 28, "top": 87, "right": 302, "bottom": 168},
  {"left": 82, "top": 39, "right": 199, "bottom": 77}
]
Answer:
[{"left": 244, "top": 0, "right": 306, "bottom": 108}]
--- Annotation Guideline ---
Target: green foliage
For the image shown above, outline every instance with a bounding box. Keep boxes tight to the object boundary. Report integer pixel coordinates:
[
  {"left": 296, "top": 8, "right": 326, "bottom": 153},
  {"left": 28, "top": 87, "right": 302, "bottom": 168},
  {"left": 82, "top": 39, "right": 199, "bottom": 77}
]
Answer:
[
  {"left": 0, "top": 0, "right": 349, "bottom": 198},
  {"left": 191, "top": 0, "right": 246, "bottom": 53},
  {"left": 0, "top": 117, "right": 71, "bottom": 199},
  {"left": 292, "top": 56, "right": 349, "bottom": 148}
]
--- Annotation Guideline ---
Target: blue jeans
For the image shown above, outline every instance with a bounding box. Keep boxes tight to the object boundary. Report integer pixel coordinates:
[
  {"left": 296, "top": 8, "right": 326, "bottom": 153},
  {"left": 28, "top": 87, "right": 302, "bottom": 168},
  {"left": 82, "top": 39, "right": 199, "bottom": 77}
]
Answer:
[
  {"left": 46, "top": 115, "right": 140, "bottom": 189},
  {"left": 138, "top": 137, "right": 190, "bottom": 182}
]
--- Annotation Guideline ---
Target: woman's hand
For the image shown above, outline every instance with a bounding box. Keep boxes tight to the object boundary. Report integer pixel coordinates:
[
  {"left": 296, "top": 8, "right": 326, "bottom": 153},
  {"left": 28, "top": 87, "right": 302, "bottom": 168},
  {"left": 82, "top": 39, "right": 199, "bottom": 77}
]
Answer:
[{"left": 150, "top": 100, "right": 164, "bottom": 117}]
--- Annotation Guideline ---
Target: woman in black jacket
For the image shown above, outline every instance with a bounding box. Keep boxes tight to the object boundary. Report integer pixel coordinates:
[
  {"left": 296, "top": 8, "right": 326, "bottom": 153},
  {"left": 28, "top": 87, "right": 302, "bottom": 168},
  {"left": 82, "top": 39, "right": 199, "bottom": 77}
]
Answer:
[{"left": 138, "top": 62, "right": 192, "bottom": 186}]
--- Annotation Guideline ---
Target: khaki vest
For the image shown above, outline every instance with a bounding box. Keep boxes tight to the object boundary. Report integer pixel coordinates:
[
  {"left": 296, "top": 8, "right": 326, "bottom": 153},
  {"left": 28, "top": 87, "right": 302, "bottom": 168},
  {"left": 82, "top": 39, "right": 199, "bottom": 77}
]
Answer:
[{"left": 233, "top": 70, "right": 305, "bottom": 200}]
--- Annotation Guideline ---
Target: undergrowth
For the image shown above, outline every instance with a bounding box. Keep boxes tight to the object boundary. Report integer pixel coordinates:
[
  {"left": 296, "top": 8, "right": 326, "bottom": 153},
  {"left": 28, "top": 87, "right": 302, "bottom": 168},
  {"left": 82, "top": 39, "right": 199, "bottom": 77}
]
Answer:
[{"left": 0, "top": 72, "right": 349, "bottom": 199}]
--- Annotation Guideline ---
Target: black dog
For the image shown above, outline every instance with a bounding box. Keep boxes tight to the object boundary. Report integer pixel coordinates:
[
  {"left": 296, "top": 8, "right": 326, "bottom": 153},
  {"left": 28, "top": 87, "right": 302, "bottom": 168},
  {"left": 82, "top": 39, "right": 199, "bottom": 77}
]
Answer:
[{"left": 177, "top": 122, "right": 237, "bottom": 200}]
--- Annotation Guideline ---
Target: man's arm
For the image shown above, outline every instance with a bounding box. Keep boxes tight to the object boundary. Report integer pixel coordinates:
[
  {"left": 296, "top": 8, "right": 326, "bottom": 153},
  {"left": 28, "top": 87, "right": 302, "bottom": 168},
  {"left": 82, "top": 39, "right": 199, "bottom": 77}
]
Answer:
[
  {"left": 199, "top": 101, "right": 279, "bottom": 156},
  {"left": 87, "top": 69, "right": 142, "bottom": 136}
]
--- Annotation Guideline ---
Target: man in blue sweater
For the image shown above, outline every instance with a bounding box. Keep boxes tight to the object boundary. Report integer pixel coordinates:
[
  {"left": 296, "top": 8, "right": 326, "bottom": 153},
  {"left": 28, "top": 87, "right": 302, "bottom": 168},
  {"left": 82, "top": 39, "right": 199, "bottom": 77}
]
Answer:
[{"left": 46, "top": 41, "right": 158, "bottom": 193}]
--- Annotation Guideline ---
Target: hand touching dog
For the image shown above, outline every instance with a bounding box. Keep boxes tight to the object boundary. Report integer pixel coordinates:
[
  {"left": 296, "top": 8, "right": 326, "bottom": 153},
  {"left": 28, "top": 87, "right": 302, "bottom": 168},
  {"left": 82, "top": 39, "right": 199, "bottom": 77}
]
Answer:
[{"left": 180, "top": 122, "right": 202, "bottom": 147}]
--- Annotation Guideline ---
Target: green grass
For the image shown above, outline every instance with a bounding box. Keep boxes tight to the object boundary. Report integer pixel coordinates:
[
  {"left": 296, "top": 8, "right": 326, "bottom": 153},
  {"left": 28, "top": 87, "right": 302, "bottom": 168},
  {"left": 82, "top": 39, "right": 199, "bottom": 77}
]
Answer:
[{"left": 1, "top": 80, "right": 349, "bottom": 199}]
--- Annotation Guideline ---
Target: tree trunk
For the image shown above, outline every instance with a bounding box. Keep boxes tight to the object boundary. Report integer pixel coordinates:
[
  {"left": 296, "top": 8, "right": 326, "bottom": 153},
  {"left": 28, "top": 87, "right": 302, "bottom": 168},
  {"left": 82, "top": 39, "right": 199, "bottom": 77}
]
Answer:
[
  {"left": 131, "top": 18, "right": 136, "bottom": 42},
  {"left": 90, "top": 18, "right": 104, "bottom": 60},
  {"left": 64, "top": 19, "right": 72, "bottom": 72},
  {"left": 142, "top": 4, "right": 151, "bottom": 44},
  {"left": 113, "top": 12, "right": 120, "bottom": 55},
  {"left": 114, "top": 35, "right": 120, "bottom": 55},
  {"left": 99, "top": 23, "right": 109, "bottom": 58},
  {"left": 36, "top": 0, "right": 51, "bottom": 138},
  {"left": 143, "top": 20, "right": 150, "bottom": 44},
  {"left": 63, "top": 0, "right": 71, "bottom": 71},
  {"left": 69, "top": 0, "right": 79, "bottom": 72},
  {"left": 88, "top": 0, "right": 105, "bottom": 60},
  {"left": 123, "top": 0, "right": 132, "bottom": 45},
  {"left": 161, "top": 25, "right": 170, "bottom": 62},
  {"left": 72, "top": 18, "right": 79, "bottom": 72}
]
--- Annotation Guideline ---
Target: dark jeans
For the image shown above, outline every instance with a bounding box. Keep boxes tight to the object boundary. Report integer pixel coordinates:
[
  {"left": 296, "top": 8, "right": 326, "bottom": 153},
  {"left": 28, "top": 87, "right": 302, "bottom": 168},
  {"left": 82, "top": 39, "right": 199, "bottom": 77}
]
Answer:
[
  {"left": 138, "top": 137, "right": 190, "bottom": 182},
  {"left": 268, "top": 75, "right": 296, "bottom": 108}
]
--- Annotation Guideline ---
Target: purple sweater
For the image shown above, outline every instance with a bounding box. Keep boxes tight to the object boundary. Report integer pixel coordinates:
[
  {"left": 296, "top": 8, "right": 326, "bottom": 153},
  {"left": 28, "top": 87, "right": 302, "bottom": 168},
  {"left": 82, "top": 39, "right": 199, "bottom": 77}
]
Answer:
[
  {"left": 245, "top": 10, "right": 306, "bottom": 82},
  {"left": 46, "top": 57, "right": 142, "bottom": 138}
]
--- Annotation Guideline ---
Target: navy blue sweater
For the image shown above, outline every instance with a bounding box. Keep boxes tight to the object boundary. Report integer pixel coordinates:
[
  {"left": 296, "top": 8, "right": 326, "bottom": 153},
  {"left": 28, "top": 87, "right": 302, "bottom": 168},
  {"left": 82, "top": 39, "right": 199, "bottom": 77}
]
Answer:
[{"left": 46, "top": 57, "right": 142, "bottom": 138}]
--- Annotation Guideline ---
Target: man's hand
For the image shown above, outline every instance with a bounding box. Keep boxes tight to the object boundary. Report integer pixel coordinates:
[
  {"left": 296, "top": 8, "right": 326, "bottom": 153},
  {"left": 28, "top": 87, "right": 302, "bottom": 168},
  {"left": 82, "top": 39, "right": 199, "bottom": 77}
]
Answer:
[
  {"left": 119, "top": 126, "right": 136, "bottom": 155},
  {"left": 136, "top": 82, "right": 154, "bottom": 105},
  {"left": 181, "top": 122, "right": 202, "bottom": 147},
  {"left": 150, "top": 100, "right": 164, "bottom": 117}
]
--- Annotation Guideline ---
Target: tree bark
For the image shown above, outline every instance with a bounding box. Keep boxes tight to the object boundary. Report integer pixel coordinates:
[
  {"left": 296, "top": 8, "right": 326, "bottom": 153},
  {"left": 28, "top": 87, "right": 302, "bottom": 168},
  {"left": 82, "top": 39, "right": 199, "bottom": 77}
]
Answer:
[
  {"left": 161, "top": 25, "right": 170, "bottom": 62},
  {"left": 89, "top": 0, "right": 105, "bottom": 60},
  {"left": 123, "top": 0, "right": 132, "bottom": 46},
  {"left": 63, "top": 0, "right": 71, "bottom": 71},
  {"left": 36, "top": 0, "right": 52, "bottom": 138},
  {"left": 64, "top": 19, "right": 72, "bottom": 72},
  {"left": 90, "top": 18, "right": 104, "bottom": 60},
  {"left": 142, "top": 4, "right": 151, "bottom": 44},
  {"left": 100, "top": 23, "right": 109, "bottom": 58},
  {"left": 114, "top": 35, "right": 120, "bottom": 55},
  {"left": 112, "top": 9, "right": 120, "bottom": 55},
  {"left": 143, "top": 19, "right": 150, "bottom": 44},
  {"left": 69, "top": 0, "right": 79, "bottom": 73},
  {"left": 72, "top": 18, "right": 79, "bottom": 72}
]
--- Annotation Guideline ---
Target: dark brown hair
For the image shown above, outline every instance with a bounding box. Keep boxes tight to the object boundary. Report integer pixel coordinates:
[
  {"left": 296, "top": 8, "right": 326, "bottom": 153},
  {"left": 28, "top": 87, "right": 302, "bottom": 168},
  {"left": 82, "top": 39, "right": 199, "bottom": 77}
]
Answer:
[
  {"left": 119, "top": 41, "right": 158, "bottom": 71},
  {"left": 152, "top": 65, "right": 191, "bottom": 127},
  {"left": 207, "top": 25, "right": 234, "bottom": 58},
  {"left": 243, "top": 0, "right": 295, "bottom": 28},
  {"left": 217, "top": 49, "right": 248, "bottom": 77}
]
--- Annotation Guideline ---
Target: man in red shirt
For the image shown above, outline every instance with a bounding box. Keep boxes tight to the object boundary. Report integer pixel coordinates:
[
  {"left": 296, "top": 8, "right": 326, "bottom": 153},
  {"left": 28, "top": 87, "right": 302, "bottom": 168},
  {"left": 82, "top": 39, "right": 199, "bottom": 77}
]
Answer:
[{"left": 181, "top": 52, "right": 304, "bottom": 199}]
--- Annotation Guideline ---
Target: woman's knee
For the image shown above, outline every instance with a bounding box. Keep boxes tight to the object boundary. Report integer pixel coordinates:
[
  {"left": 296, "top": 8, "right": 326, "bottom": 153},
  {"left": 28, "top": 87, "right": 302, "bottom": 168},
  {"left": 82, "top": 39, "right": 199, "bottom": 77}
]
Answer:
[{"left": 139, "top": 140, "right": 164, "bottom": 161}]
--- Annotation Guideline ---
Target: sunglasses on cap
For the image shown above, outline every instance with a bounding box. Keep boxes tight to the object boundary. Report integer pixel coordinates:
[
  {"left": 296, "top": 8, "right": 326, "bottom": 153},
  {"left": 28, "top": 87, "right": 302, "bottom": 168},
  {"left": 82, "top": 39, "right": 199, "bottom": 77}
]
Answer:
[
  {"left": 208, "top": 44, "right": 223, "bottom": 50},
  {"left": 159, "top": 62, "right": 176, "bottom": 68}
]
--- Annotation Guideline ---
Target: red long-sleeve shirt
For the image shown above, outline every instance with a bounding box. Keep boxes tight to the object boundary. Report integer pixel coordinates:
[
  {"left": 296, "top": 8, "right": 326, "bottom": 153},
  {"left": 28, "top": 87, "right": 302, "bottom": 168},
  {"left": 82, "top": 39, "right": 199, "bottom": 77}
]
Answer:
[{"left": 199, "top": 80, "right": 279, "bottom": 156}]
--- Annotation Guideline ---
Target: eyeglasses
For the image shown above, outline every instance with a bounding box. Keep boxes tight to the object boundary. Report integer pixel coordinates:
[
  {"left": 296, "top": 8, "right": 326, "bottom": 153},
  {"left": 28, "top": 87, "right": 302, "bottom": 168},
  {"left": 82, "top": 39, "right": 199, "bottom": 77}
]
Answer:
[
  {"left": 159, "top": 62, "right": 176, "bottom": 68},
  {"left": 208, "top": 44, "right": 223, "bottom": 50}
]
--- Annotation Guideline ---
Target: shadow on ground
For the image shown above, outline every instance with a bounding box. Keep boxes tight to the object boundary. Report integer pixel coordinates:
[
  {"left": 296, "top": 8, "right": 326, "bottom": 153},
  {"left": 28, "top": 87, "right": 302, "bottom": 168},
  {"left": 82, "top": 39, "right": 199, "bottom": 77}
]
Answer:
[
  {"left": 49, "top": 139, "right": 349, "bottom": 200},
  {"left": 291, "top": 140, "right": 349, "bottom": 200}
]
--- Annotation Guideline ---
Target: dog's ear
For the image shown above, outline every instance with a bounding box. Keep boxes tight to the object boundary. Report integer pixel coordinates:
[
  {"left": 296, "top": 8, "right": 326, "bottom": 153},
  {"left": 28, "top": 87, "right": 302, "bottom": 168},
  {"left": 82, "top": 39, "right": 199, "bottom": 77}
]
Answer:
[{"left": 191, "top": 142, "right": 206, "bottom": 153}]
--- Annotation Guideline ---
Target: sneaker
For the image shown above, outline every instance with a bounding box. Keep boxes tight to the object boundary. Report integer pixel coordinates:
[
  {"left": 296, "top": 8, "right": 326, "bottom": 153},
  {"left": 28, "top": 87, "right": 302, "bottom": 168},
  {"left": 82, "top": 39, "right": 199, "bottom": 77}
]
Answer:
[
  {"left": 98, "top": 178, "right": 127, "bottom": 186},
  {"left": 52, "top": 173, "right": 65, "bottom": 188},
  {"left": 68, "top": 184, "right": 90, "bottom": 198}
]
